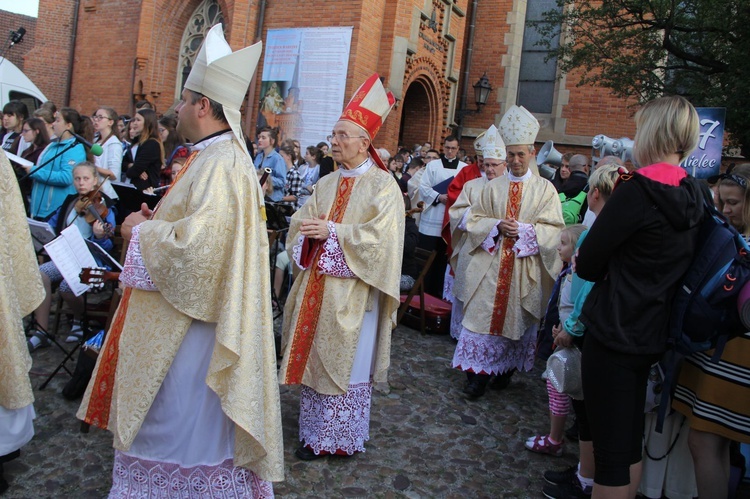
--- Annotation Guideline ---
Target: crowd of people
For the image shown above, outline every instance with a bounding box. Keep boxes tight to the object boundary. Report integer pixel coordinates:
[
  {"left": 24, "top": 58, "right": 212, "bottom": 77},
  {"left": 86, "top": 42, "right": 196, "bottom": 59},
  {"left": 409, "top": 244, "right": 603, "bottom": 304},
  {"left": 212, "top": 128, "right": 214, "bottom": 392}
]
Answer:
[{"left": 1, "top": 23, "right": 748, "bottom": 499}]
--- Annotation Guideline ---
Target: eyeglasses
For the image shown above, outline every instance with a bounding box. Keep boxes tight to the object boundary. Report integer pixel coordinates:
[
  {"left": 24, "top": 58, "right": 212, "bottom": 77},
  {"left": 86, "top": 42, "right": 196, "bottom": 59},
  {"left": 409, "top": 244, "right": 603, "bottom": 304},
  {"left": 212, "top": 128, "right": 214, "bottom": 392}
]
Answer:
[
  {"left": 328, "top": 131, "right": 367, "bottom": 142},
  {"left": 92, "top": 114, "right": 110, "bottom": 121},
  {"left": 719, "top": 173, "right": 748, "bottom": 189},
  {"left": 21, "top": 128, "right": 33, "bottom": 133}
]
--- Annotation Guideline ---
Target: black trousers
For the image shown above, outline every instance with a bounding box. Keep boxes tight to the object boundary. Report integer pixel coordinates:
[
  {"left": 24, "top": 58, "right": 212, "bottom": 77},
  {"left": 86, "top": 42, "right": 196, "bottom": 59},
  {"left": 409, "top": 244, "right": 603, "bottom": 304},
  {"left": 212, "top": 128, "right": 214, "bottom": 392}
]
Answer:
[{"left": 582, "top": 334, "right": 660, "bottom": 487}]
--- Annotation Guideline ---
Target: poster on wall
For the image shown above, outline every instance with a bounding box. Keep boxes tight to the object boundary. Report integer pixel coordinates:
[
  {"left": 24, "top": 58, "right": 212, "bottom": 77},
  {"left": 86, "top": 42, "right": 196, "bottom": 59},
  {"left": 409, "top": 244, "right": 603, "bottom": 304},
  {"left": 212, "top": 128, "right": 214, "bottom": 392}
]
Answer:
[
  {"left": 680, "top": 107, "right": 726, "bottom": 179},
  {"left": 258, "top": 27, "right": 353, "bottom": 150}
]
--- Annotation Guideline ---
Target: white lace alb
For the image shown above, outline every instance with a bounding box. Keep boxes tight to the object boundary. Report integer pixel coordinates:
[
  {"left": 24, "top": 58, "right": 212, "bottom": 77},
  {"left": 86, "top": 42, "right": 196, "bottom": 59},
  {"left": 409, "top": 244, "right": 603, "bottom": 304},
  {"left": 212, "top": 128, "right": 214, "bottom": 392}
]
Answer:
[
  {"left": 110, "top": 451, "right": 274, "bottom": 498},
  {"left": 452, "top": 327, "right": 537, "bottom": 375},
  {"left": 298, "top": 381, "right": 373, "bottom": 456}
]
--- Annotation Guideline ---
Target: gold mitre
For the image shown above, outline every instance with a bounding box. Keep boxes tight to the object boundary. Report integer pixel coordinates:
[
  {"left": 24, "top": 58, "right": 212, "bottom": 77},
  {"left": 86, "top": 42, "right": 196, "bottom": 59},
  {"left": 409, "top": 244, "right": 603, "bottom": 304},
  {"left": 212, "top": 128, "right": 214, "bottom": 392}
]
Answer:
[
  {"left": 481, "top": 125, "right": 506, "bottom": 160},
  {"left": 184, "top": 24, "right": 262, "bottom": 156},
  {"left": 499, "top": 105, "right": 540, "bottom": 146}
]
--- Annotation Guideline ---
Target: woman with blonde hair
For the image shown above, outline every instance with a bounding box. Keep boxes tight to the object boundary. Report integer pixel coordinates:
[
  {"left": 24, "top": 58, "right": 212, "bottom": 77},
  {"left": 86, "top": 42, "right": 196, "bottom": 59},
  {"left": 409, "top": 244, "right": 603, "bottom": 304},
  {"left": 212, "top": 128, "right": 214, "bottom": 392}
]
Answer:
[{"left": 575, "top": 96, "right": 704, "bottom": 499}]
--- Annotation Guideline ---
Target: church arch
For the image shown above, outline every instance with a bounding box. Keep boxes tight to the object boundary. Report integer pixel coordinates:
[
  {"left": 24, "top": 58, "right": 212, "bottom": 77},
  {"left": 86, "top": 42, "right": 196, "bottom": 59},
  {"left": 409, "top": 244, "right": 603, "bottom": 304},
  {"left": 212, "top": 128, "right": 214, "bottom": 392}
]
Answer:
[{"left": 174, "top": 0, "right": 225, "bottom": 99}]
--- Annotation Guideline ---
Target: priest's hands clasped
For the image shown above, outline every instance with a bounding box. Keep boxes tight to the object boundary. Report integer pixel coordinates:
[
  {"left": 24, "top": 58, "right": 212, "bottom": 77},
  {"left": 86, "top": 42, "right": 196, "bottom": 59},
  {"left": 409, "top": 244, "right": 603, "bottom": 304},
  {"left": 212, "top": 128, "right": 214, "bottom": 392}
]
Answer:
[
  {"left": 499, "top": 217, "right": 519, "bottom": 238},
  {"left": 300, "top": 215, "right": 330, "bottom": 240}
]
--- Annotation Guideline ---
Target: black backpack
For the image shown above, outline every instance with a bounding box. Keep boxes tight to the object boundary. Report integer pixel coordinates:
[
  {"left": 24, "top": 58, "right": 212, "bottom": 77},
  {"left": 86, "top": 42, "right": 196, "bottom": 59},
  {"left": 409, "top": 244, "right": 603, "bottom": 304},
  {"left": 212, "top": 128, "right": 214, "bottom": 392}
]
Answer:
[{"left": 656, "top": 189, "right": 750, "bottom": 431}]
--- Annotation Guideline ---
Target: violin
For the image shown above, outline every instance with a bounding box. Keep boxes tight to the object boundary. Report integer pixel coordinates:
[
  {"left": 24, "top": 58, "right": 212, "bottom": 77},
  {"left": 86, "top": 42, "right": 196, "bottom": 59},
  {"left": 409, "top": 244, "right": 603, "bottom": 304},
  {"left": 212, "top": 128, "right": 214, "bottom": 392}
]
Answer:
[
  {"left": 406, "top": 201, "right": 425, "bottom": 218},
  {"left": 74, "top": 183, "right": 114, "bottom": 237}
]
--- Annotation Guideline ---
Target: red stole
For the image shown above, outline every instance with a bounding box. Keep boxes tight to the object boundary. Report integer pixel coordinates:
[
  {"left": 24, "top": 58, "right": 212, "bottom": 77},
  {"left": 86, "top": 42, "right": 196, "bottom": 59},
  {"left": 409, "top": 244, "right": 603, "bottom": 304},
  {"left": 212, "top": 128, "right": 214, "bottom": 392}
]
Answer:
[
  {"left": 489, "top": 181, "right": 523, "bottom": 336},
  {"left": 441, "top": 163, "right": 481, "bottom": 258},
  {"left": 284, "top": 176, "right": 356, "bottom": 384}
]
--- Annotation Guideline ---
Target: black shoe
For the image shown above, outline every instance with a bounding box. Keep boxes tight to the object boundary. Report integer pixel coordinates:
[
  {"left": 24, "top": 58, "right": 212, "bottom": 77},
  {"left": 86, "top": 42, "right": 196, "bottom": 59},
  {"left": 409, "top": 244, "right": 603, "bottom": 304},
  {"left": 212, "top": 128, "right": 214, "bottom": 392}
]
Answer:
[
  {"left": 294, "top": 445, "right": 326, "bottom": 461},
  {"left": 0, "top": 462, "right": 7, "bottom": 495},
  {"left": 463, "top": 374, "right": 490, "bottom": 398},
  {"left": 565, "top": 419, "right": 579, "bottom": 442},
  {"left": 543, "top": 465, "right": 577, "bottom": 486},
  {"left": 542, "top": 475, "right": 591, "bottom": 498},
  {"left": 490, "top": 368, "right": 516, "bottom": 390}
]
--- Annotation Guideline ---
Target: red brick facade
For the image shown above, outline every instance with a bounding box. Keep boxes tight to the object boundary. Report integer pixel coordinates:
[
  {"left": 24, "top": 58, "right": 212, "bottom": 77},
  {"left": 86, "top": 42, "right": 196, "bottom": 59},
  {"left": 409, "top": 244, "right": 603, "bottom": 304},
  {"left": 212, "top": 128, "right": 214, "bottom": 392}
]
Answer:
[
  {"left": 0, "top": 13, "right": 36, "bottom": 71},
  {"left": 6, "top": 0, "right": 639, "bottom": 156}
]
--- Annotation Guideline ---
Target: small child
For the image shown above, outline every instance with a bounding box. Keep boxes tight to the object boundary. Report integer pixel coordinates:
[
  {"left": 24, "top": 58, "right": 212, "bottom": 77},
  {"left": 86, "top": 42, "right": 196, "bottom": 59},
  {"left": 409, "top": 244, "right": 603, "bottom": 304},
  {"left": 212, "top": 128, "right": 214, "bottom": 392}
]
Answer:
[{"left": 525, "top": 224, "right": 586, "bottom": 457}]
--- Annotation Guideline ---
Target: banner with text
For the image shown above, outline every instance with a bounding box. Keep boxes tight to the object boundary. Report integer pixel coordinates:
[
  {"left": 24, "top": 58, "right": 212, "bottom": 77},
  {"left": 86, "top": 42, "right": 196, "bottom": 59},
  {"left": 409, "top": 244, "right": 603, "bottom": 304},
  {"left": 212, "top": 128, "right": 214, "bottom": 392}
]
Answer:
[
  {"left": 680, "top": 107, "right": 726, "bottom": 179},
  {"left": 258, "top": 27, "right": 353, "bottom": 151}
]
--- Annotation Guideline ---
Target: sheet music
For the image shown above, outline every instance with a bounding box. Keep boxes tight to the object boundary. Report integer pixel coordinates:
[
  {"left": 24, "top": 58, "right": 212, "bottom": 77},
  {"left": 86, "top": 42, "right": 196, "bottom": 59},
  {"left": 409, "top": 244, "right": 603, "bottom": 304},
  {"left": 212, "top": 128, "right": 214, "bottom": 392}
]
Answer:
[
  {"left": 44, "top": 225, "right": 98, "bottom": 296},
  {"left": 27, "top": 218, "right": 56, "bottom": 252},
  {"left": 111, "top": 181, "right": 137, "bottom": 190},
  {"left": 6, "top": 151, "right": 33, "bottom": 168},
  {"left": 86, "top": 240, "right": 123, "bottom": 271}
]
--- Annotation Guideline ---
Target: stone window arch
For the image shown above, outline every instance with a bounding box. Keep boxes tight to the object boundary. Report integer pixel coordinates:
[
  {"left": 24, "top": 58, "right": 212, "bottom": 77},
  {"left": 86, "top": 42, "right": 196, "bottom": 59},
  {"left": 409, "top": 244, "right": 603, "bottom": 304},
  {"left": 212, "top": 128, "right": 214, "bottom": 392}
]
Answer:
[{"left": 175, "top": 0, "right": 224, "bottom": 99}]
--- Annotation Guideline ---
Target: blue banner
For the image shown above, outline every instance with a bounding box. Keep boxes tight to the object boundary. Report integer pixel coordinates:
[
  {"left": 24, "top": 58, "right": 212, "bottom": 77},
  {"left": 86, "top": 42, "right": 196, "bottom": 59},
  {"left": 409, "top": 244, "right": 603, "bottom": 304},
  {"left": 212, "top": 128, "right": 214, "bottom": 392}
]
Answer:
[{"left": 680, "top": 107, "right": 726, "bottom": 179}]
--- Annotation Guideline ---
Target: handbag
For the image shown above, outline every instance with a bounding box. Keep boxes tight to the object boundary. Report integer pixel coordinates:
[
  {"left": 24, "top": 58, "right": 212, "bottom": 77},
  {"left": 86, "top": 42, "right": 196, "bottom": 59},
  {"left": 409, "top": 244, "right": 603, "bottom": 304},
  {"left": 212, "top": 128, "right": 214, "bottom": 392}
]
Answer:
[{"left": 545, "top": 346, "right": 583, "bottom": 400}]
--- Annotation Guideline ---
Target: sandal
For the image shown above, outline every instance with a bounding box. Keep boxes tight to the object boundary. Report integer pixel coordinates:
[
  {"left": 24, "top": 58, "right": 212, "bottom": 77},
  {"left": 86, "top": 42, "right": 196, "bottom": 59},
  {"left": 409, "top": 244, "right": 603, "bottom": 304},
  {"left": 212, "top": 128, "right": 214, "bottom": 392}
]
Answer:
[
  {"left": 27, "top": 331, "right": 50, "bottom": 353},
  {"left": 66, "top": 323, "right": 83, "bottom": 343},
  {"left": 525, "top": 434, "right": 563, "bottom": 457}
]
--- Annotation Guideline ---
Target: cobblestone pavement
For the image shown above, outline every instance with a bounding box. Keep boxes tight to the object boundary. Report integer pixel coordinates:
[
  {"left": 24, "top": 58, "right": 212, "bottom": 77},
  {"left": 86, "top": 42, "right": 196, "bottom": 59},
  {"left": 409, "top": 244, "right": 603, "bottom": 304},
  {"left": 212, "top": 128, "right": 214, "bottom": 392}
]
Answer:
[{"left": 4, "top": 323, "right": 578, "bottom": 498}]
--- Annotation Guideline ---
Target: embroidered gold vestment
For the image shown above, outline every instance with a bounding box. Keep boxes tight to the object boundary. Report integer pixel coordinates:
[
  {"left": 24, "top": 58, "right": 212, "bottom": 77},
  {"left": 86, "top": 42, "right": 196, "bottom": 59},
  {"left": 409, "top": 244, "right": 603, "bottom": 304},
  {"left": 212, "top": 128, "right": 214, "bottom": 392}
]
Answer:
[
  {"left": 77, "top": 140, "right": 284, "bottom": 481},
  {"left": 462, "top": 174, "right": 563, "bottom": 340},
  {"left": 279, "top": 165, "right": 404, "bottom": 395},
  {"left": 448, "top": 176, "right": 487, "bottom": 303},
  {"left": 0, "top": 152, "right": 45, "bottom": 410}
]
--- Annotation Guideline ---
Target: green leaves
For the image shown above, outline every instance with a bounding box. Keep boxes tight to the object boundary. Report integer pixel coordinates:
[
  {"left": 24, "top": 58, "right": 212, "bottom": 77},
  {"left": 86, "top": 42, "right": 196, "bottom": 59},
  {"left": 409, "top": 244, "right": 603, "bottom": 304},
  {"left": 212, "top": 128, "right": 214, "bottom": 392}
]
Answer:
[{"left": 536, "top": 0, "right": 750, "bottom": 154}]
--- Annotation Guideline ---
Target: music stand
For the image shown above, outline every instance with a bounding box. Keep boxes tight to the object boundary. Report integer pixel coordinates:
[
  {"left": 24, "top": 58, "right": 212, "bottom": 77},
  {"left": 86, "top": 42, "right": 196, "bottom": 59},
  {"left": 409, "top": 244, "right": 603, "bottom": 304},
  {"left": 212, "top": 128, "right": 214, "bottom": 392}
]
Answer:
[
  {"left": 38, "top": 291, "right": 100, "bottom": 390},
  {"left": 265, "top": 202, "right": 290, "bottom": 319},
  {"left": 265, "top": 201, "right": 290, "bottom": 231}
]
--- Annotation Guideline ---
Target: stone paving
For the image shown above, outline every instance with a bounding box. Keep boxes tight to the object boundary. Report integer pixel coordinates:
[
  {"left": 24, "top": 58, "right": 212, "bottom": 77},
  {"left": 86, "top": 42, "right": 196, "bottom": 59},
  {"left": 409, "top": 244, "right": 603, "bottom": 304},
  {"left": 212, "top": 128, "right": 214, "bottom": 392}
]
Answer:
[{"left": 4, "top": 323, "right": 579, "bottom": 498}]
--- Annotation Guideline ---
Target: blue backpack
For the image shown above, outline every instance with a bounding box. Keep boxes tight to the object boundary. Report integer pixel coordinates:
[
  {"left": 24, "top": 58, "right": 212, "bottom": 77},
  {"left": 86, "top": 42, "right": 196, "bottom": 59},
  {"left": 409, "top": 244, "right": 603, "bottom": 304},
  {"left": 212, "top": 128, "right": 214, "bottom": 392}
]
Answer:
[{"left": 657, "top": 189, "right": 750, "bottom": 431}]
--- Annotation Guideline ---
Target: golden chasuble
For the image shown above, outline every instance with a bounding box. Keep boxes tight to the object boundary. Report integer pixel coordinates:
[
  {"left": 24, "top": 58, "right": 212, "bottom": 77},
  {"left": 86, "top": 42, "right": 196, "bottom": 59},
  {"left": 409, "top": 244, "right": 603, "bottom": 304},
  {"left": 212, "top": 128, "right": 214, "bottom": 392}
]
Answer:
[
  {"left": 279, "top": 163, "right": 404, "bottom": 395},
  {"left": 285, "top": 176, "right": 355, "bottom": 384},
  {"left": 461, "top": 174, "right": 563, "bottom": 341},
  {"left": 77, "top": 139, "right": 284, "bottom": 482},
  {"left": 0, "top": 152, "right": 45, "bottom": 409},
  {"left": 82, "top": 152, "right": 199, "bottom": 429},
  {"left": 448, "top": 177, "right": 487, "bottom": 303}
]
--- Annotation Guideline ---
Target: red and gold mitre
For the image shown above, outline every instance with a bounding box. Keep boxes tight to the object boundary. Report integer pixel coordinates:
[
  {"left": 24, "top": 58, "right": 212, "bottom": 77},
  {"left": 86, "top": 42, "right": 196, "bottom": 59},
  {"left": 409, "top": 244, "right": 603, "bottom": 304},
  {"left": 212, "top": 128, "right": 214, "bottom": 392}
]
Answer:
[{"left": 338, "top": 73, "right": 396, "bottom": 171}]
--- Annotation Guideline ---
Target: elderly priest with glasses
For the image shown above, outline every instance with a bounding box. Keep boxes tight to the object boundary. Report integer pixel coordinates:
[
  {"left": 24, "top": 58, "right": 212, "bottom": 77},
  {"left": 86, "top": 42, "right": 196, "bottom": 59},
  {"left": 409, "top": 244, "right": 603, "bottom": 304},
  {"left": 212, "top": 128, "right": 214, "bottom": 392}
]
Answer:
[{"left": 280, "top": 74, "right": 405, "bottom": 461}]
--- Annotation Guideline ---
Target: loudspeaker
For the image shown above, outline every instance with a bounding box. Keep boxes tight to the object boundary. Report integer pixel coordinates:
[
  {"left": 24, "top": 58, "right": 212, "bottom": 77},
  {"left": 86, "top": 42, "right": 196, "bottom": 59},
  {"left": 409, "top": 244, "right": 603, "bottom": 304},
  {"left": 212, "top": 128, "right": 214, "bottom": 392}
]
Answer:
[
  {"left": 591, "top": 134, "right": 617, "bottom": 157},
  {"left": 612, "top": 138, "right": 634, "bottom": 163},
  {"left": 537, "top": 140, "right": 563, "bottom": 167}
]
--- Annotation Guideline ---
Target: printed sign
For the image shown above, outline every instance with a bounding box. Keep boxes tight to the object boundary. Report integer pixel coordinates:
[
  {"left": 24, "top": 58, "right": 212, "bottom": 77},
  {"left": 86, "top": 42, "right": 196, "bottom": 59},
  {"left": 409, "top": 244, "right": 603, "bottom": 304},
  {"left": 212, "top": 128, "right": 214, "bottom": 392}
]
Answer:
[
  {"left": 258, "top": 27, "right": 353, "bottom": 150},
  {"left": 680, "top": 107, "right": 726, "bottom": 179}
]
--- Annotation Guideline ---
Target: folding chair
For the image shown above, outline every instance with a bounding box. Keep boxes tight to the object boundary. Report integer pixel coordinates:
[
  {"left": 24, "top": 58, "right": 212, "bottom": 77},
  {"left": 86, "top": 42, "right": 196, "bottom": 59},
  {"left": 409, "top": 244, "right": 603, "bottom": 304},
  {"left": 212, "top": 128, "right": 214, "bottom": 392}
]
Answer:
[{"left": 397, "top": 248, "right": 437, "bottom": 334}]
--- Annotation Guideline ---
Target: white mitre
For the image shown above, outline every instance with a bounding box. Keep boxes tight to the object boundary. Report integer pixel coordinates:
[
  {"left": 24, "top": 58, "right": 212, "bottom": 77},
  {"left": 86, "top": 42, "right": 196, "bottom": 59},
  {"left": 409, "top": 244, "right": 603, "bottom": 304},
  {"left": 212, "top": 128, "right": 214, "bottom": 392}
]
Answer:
[
  {"left": 184, "top": 24, "right": 262, "bottom": 156},
  {"left": 481, "top": 125, "right": 506, "bottom": 160},
  {"left": 473, "top": 130, "right": 487, "bottom": 157},
  {"left": 499, "top": 105, "right": 540, "bottom": 146}
]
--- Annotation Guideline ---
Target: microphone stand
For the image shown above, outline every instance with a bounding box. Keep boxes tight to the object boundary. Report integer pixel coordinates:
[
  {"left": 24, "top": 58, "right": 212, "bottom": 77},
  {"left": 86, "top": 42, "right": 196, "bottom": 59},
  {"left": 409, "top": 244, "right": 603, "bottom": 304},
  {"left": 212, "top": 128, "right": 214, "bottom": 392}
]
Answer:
[{"left": 18, "top": 139, "right": 81, "bottom": 182}]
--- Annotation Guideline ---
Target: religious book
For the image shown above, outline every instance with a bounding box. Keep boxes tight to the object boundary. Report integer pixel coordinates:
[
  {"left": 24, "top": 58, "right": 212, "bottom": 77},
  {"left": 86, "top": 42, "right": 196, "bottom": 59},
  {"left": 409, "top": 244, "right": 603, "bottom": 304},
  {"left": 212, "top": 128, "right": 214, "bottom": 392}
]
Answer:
[{"left": 432, "top": 176, "right": 455, "bottom": 195}]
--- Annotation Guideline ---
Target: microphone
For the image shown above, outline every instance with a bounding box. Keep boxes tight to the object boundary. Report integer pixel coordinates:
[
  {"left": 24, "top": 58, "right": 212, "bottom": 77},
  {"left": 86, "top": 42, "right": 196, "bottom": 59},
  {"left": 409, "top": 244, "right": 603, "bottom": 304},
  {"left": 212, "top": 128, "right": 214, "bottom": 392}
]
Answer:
[{"left": 66, "top": 132, "right": 103, "bottom": 156}]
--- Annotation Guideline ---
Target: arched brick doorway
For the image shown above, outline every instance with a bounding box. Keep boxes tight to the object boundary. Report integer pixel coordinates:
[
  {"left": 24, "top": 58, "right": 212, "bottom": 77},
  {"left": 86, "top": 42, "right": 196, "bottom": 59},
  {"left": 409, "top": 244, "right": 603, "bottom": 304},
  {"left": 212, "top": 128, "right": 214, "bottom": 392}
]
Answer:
[{"left": 399, "top": 77, "right": 438, "bottom": 151}]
